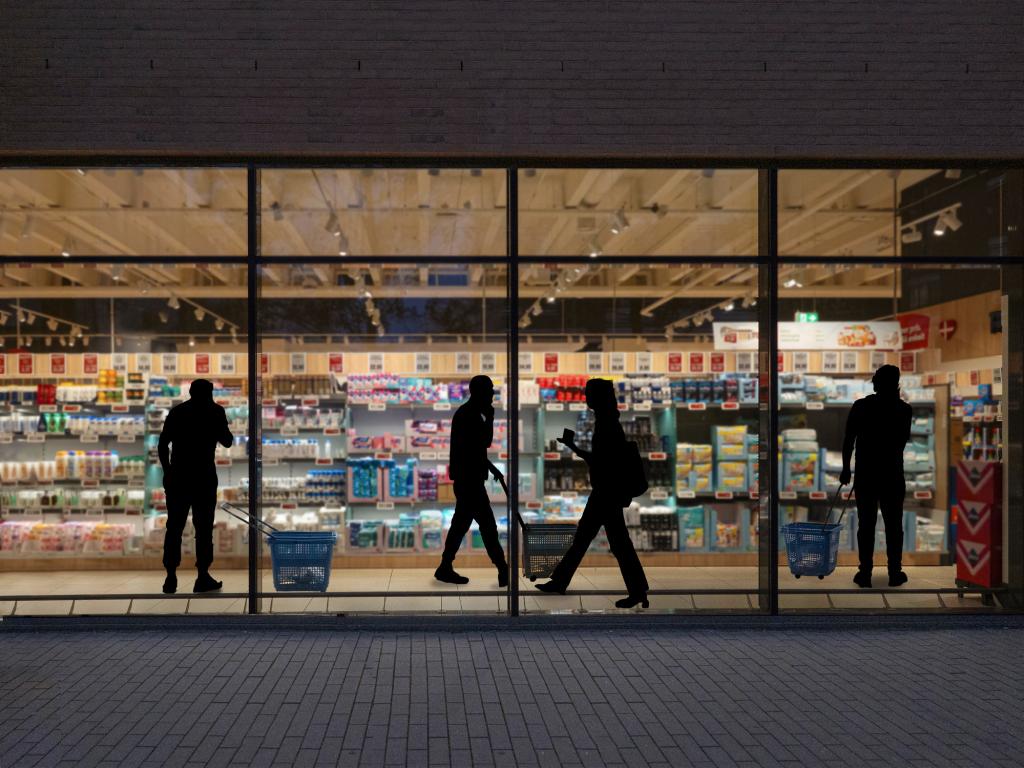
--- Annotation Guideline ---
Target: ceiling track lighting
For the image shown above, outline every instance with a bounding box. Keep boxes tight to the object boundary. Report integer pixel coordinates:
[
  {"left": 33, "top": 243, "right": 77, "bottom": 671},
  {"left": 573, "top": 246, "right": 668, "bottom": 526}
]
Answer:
[
  {"left": 325, "top": 212, "right": 341, "bottom": 237},
  {"left": 60, "top": 236, "right": 73, "bottom": 257},
  {"left": 188, "top": 336, "right": 196, "bottom": 348},
  {"left": 610, "top": 208, "right": 630, "bottom": 235},
  {"left": 588, "top": 238, "right": 602, "bottom": 258},
  {"left": 214, "top": 318, "right": 225, "bottom": 331},
  {"left": 901, "top": 227, "right": 923, "bottom": 244},
  {"left": 193, "top": 307, "right": 205, "bottom": 321},
  {"left": 158, "top": 311, "right": 169, "bottom": 324},
  {"left": 167, "top": 296, "right": 180, "bottom": 310},
  {"left": 337, "top": 231, "right": 350, "bottom": 257},
  {"left": 24, "top": 312, "right": 35, "bottom": 326}
]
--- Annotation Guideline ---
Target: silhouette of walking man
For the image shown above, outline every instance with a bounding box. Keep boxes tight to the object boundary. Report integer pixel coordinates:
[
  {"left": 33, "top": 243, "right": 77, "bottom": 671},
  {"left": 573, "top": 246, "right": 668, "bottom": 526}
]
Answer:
[
  {"left": 435, "top": 375, "right": 510, "bottom": 587},
  {"left": 158, "top": 379, "right": 233, "bottom": 594},
  {"left": 536, "top": 378, "right": 650, "bottom": 608},
  {"left": 839, "top": 364, "right": 912, "bottom": 588}
]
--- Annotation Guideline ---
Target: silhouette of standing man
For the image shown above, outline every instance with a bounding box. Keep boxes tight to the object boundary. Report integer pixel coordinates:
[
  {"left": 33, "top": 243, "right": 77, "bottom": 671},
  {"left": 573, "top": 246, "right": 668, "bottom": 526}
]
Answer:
[
  {"left": 435, "top": 375, "right": 509, "bottom": 587},
  {"left": 840, "top": 364, "right": 912, "bottom": 588},
  {"left": 158, "top": 378, "right": 233, "bottom": 594}
]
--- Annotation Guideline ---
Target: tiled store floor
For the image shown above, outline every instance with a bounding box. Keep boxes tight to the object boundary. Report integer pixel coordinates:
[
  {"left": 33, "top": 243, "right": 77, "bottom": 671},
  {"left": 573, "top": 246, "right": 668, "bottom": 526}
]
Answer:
[{"left": 0, "top": 566, "right": 995, "bottom": 615}]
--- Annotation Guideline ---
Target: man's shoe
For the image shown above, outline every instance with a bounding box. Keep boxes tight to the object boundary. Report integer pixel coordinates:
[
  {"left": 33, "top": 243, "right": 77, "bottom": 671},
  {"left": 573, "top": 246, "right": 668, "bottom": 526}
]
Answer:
[
  {"left": 888, "top": 571, "right": 908, "bottom": 587},
  {"left": 193, "top": 574, "right": 223, "bottom": 593},
  {"left": 162, "top": 574, "right": 177, "bottom": 594},
  {"left": 853, "top": 571, "right": 872, "bottom": 589},
  {"left": 535, "top": 580, "right": 568, "bottom": 595},
  {"left": 497, "top": 568, "right": 509, "bottom": 588},
  {"left": 434, "top": 565, "right": 469, "bottom": 585}
]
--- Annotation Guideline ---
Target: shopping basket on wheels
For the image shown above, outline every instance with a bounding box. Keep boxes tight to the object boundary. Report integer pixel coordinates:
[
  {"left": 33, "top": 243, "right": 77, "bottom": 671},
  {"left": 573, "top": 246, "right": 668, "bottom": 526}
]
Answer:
[
  {"left": 782, "top": 485, "right": 849, "bottom": 579},
  {"left": 221, "top": 502, "right": 337, "bottom": 592},
  {"left": 513, "top": 508, "right": 577, "bottom": 581}
]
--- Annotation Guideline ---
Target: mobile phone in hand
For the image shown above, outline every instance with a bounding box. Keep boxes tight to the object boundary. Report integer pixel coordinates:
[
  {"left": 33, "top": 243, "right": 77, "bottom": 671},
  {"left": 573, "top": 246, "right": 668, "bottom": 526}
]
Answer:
[{"left": 561, "top": 428, "right": 575, "bottom": 443}]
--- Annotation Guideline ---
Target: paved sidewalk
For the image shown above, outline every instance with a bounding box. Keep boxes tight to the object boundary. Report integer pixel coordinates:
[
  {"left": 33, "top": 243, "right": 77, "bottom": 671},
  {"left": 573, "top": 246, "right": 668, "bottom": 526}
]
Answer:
[{"left": 1, "top": 623, "right": 1022, "bottom": 767}]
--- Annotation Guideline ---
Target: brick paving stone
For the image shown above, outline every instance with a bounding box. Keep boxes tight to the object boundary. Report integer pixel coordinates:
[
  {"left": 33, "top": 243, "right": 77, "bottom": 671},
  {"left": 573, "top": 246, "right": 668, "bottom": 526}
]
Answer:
[{"left": 1, "top": 626, "right": 1023, "bottom": 767}]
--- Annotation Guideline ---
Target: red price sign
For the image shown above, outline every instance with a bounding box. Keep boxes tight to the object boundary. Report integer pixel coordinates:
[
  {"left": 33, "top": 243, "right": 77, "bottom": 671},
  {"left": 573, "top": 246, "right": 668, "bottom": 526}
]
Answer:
[
  {"left": 49, "top": 353, "right": 66, "bottom": 375},
  {"left": 83, "top": 353, "right": 98, "bottom": 374},
  {"left": 899, "top": 351, "right": 916, "bottom": 373},
  {"left": 328, "top": 353, "right": 344, "bottom": 373},
  {"left": 710, "top": 352, "right": 725, "bottom": 373},
  {"left": 969, "top": 369, "right": 981, "bottom": 386},
  {"left": 260, "top": 353, "right": 269, "bottom": 374},
  {"left": 0, "top": 354, "right": 5, "bottom": 376},
  {"left": 777, "top": 352, "right": 785, "bottom": 372},
  {"left": 543, "top": 352, "right": 559, "bottom": 373},
  {"left": 688, "top": 352, "right": 705, "bottom": 374},
  {"left": 667, "top": 352, "right": 683, "bottom": 373},
  {"left": 195, "top": 353, "right": 210, "bottom": 374},
  {"left": 18, "top": 354, "right": 33, "bottom": 375}
]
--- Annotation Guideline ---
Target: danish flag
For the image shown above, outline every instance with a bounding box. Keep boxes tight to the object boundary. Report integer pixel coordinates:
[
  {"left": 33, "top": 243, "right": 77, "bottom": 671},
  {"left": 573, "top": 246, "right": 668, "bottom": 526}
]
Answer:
[{"left": 939, "top": 319, "right": 957, "bottom": 340}]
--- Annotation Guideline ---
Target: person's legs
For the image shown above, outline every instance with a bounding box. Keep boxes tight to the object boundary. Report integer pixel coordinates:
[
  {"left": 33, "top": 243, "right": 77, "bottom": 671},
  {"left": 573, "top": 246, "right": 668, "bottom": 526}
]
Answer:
[
  {"left": 880, "top": 480, "right": 906, "bottom": 582},
  {"left": 162, "top": 486, "right": 189, "bottom": 592},
  {"left": 854, "top": 486, "right": 879, "bottom": 586},
  {"left": 191, "top": 485, "right": 216, "bottom": 576},
  {"left": 471, "top": 488, "right": 509, "bottom": 582},
  {"left": 546, "top": 498, "right": 602, "bottom": 589},
  {"left": 436, "top": 482, "right": 475, "bottom": 583},
  {"left": 602, "top": 501, "right": 648, "bottom": 597}
]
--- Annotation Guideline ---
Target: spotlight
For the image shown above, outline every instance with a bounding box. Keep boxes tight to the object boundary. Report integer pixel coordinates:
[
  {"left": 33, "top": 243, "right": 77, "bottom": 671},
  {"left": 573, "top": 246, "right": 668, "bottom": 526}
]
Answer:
[
  {"left": 783, "top": 278, "right": 803, "bottom": 289},
  {"left": 588, "top": 239, "right": 602, "bottom": 258},
  {"left": 610, "top": 209, "right": 630, "bottom": 235},
  {"left": 188, "top": 336, "right": 196, "bottom": 347},
  {"left": 741, "top": 296, "right": 753, "bottom": 308},
  {"left": 73, "top": 326, "right": 83, "bottom": 338},
  {"left": 60, "top": 237, "right": 73, "bottom": 257},
  {"left": 215, "top": 318, "right": 225, "bottom": 331},
  {"left": 82, "top": 336, "right": 89, "bottom": 347},
  {"left": 59, "top": 336, "right": 67, "bottom": 347},
  {"left": 158, "top": 311, "right": 169, "bottom": 324},
  {"left": 44, "top": 336, "right": 52, "bottom": 347},
  {"left": 76, "top": 168, "right": 87, "bottom": 176},
  {"left": 337, "top": 231, "right": 350, "bottom": 257},
  {"left": 24, "top": 313, "right": 35, "bottom": 326},
  {"left": 111, "top": 265, "right": 123, "bottom": 281},
  {"left": 20, "top": 214, "right": 34, "bottom": 239},
  {"left": 933, "top": 217, "right": 948, "bottom": 237},
  {"left": 531, "top": 304, "right": 542, "bottom": 317},
  {"left": 270, "top": 201, "right": 284, "bottom": 221},
  {"left": 231, "top": 327, "right": 238, "bottom": 342},
  {"left": 0, "top": 312, "right": 7, "bottom": 326},
  {"left": 939, "top": 208, "right": 962, "bottom": 234},
  {"left": 68, "top": 336, "right": 76, "bottom": 348},
  {"left": 208, "top": 335, "right": 216, "bottom": 345},
  {"left": 901, "top": 227, "right": 923, "bottom": 244},
  {"left": 722, "top": 301, "right": 735, "bottom": 312},
  {"left": 324, "top": 212, "right": 341, "bottom": 236},
  {"left": 17, "top": 310, "right": 25, "bottom": 323},
  {"left": 545, "top": 295, "right": 556, "bottom": 304},
  {"left": 167, "top": 296, "right": 180, "bottom": 310},
  {"left": 193, "top": 307, "right": 205, "bottom": 321}
]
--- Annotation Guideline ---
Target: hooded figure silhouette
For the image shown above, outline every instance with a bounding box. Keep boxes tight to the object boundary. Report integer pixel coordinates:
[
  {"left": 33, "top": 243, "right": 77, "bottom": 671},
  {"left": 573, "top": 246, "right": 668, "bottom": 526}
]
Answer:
[
  {"left": 840, "top": 364, "right": 912, "bottom": 588},
  {"left": 158, "top": 378, "right": 233, "bottom": 594}
]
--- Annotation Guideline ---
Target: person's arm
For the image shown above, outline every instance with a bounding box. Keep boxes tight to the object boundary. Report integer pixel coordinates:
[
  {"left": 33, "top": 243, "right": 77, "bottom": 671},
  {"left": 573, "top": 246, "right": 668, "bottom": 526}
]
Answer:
[
  {"left": 900, "top": 404, "right": 912, "bottom": 450},
  {"left": 840, "top": 402, "right": 859, "bottom": 484},
  {"left": 217, "top": 406, "right": 233, "bottom": 448},
  {"left": 557, "top": 434, "right": 593, "bottom": 463},
  {"left": 158, "top": 410, "right": 174, "bottom": 473}
]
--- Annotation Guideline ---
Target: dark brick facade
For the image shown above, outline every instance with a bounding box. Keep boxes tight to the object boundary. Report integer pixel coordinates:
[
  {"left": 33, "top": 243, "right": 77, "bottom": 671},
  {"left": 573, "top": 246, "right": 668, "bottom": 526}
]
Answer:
[{"left": 1, "top": 1, "right": 1022, "bottom": 159}]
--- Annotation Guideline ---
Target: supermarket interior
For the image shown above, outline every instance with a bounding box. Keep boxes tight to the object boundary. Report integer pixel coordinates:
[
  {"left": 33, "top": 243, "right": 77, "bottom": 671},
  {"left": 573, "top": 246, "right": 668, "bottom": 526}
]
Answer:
[{"left": 0, "top": 166, "right": 1021, "bottom": 615}]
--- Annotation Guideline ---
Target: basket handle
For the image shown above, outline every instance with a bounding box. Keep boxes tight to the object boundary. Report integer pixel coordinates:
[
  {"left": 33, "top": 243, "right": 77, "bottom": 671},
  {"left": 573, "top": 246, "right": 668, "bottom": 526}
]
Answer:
[
  {"left": 824, "top": 484, "right": 850, "bottom": 526},
  {"left": 219, "top": 501, "right": 280, "bottom": 535}
]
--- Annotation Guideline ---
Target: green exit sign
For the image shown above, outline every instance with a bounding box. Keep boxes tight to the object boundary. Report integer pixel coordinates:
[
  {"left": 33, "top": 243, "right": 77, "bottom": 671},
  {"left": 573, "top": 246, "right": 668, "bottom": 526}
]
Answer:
[{"left": 794, "top": 311, "right": 819, "bottom": 323}]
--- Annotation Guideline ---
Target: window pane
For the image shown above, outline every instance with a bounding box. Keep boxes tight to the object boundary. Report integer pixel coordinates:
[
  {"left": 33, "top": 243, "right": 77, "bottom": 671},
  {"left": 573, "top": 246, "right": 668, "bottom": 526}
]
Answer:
[
  {"left": 260, "top": 169, "right": 506, "bottom": 257},
  {"left": 517, "top": 262, "right": 760, "bottom": 613},
  {"left": 0, "top": 168, "right": 247, "bottom": 256},
  {"left": 0, "top": 261, "right": 250, "bottom": 613},
  {"left": 518, "top": 169, "right": 757, "bottom": 257},
  {"left": 257, "top": 261, "right": 509, "bottom": 611},
  {"left": 779, "top": 169, "right": 1023, "bottom": 258},
  {"left": 776, "top": 263, "right": 1022, "bottom": 610}
]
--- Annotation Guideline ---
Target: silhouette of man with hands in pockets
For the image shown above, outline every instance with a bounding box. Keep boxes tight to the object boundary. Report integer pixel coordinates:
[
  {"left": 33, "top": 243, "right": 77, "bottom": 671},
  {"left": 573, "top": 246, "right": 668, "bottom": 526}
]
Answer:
[
  {"left": 840, "top": 364, "right": 912, "bottom": 588},
  {"left": 435, "top": 375, "right": 510, "bottom": 587},
  {"left": 158, "top": 378, "right": 234, "bottom": 594}
]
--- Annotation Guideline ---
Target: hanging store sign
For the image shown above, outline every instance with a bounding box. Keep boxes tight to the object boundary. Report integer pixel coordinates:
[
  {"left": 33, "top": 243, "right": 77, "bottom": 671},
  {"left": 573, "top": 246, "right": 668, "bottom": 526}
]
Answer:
[
  {"left": 897, "top": 313, "right": 930, "bottom": 350},
  {"left": 49, "top": 353, "right": 65, "bottom": 375},
  {"left": 18, "top": 354, "right": 33, "bottom": 375},
  {"left": 219, "top": 353, "right": 236, "bottom": 374},
  {"left": 543, "top": 352, "right": 559, "bottom": 373},
  {"left": 667, "top": 352, "right": 682, "bottom": 373},
  {"left": 328, "top": 353, "right": 344, "bottom": 373},
  {"left": 714, "top": 321, "right": 902, "bottom": 351},
  {"left": 83, "top": 353, "right": 98, "bottom": 374},
  {"left": 195, "top": 353, "right": 211, "bottom": 375}
]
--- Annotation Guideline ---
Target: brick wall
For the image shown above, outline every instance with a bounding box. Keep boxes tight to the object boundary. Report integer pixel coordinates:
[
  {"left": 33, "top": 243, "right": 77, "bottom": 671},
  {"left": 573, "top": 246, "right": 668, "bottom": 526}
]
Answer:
[{"left": 1, "top": 1, "right": 1022, "bottom": 159}]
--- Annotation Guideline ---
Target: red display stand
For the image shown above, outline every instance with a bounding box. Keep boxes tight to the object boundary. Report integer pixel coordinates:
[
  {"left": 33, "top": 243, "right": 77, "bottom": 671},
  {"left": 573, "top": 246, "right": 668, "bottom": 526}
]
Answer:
[{"left": 954, "top": 461, "right": 1003, "bottom": 596}]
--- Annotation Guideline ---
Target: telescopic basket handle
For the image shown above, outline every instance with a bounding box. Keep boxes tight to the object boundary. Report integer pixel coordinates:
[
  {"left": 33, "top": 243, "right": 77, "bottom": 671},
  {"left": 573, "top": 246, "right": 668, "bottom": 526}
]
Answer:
[
  {"left": 824, "top": 484, "right": 850, "bottom": 526},
  {"left": 496, "top": 474, "right": 528, "bottom": 529},
  {"left": 219, "top": 501, "right": 281, "bottom": 535}
]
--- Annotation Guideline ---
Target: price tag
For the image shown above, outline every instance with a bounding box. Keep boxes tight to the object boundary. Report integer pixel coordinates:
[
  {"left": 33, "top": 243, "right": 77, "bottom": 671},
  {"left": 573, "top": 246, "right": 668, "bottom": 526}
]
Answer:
[
  {"left": 39, "top": 404, "right": 57, "bottom": 413},
  {"left": 128, "top": 478, "right": 146, "bottom": 487},
  {"left": 117, "top": 435, "right": 136, "bottom": 444},
  {"left": 779, "top": 491, "right": 797, "bottom": 500},
  {"left": 569, "top": 402, "right": 587, "bottom": 411},
  {"left": 280, "top": 502, "right": 298, "bottom": 510},
  {"left": 525, "top": 501, "right": 542, "bottom": 510},
  {"left": 62, "top": 404, "right": 81, "bottom": 413},
  {"left": 215, "top": 458, "right": 232, "bottom": 466},
  {"left": 634, "top": 401, "right": 652, "bottom": 412},
  {"left": 721, "top": 402, "right": 740, "bottom": 411},
  {"left": 263, "top": 458, "right": 280, "bottom": 467},
  {"left": 749, "top": 491, "right": 759, "bottom": 500},
  {"left": 432, "top": 402, "right": 452, "bottom": 411},
  {"left": 545, "top": 402, "right": 564, "bottom": 412},
  {"left": 913, "top": 490, "right": 933, "bottom": 500},
  {"left": 373, "top": 452, "right": 392, "bottom": 460},
  {"left": 280, "top": 425, "right": 299, "bottom": 437},
  {"left": 420, "top": 451, "right": 438, "bottom": 461},
  {"left": 81, "top": 478, "right": 100, "bottom": 487},
  {"left": 678, "top": 490, "right": 696, "bottom": 499},
  {"left": 648, "top": 452, "right": 667, "bottom": 461},
  {"left": 650, "top": 490, "right": 669, "bottom": 500},
  {"left": 25, "top": 432, "right": 45, "bottom": 443},
  {"left": 687, "top": 402, "right": 707, "bottom": 411},
  {"left": 80, "top": 434, "right": 100, "bottom": 444},
  {"left": 377, "top": 501, "right": 395, "bottom": 510},
  {"left": 152, "top": 398, "right": 172, "bottom": 408},
  {"left": 368, "top": 403, "right": 387, "bottom": 412},
  {"left": 562, "top": 491, "right": 578, "bottom": 499},
  {"left": 300, "top": 397, "right": 319, "bottom": 407},
  {"left": 498, "top": 451, "right": 509, "bottom": 460},
  {"left": 808, "top": 491, "right": 827, "bottom": 500},
  {"left": 110, "top": 404, "right": 130, "bottom": 413},
  {"left": 261, "top": 398, "right": 278, "bottom": 407},
  {"left": 714, "top": 491, "right": 735, "bottom": 500},
  {"left": 617, "top": 403, "right": 628, "bottom": 411},
  {"left": 542, "top": 452, "right": 561, "bottom": 460},
  {"left": 323, "top": 427, "right": 342, "bottom": 436},
  {"left": 805, "top": 402, "right": 825, "bottom": 411},
  {"left": 0, "top": 433, "right": 12, "bottom": 444}
]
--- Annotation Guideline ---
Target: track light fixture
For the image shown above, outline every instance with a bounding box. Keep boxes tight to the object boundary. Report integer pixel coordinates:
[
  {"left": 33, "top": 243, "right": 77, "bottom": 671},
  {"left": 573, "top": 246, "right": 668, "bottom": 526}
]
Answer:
[
  {"left": 0, "top": 311, "right": 8, "bottom": 326},
  {"left": 60, "top": 237, "right": 73, "bottom": 257},
  {"left": 610, "top": 209, "right": 630, "bottom": 235},
  {"left": 325, "top": 212, "right": 341, "bottom": 236},
  {"left": 158, "top": 311, "right": 169, "bottom": 324},
  {"left": 215, "top": 318, "right": 225, "bottom": 331},
  {"left": 167, "top": 296, "right": 180, "bottom": 310},
  {"left": 24, "top": 312, "right": 35, "bottom": 326},
  {"left": 783, "top": 278, "right": 803, "bottom": 289},
  {"left": 270, "top": 201, "right": 284, "bottom": 221},
  {"left": 722, "top": 301, "right": 735, "bottom": 312},
  {"left": 588, "top": 239, "right": 602, "bottom": 258},
  {"left": 337, "top": 231, "right": 350, "bottom": 257},
  {"left": 188, "top": 336, "right": 196, "bottom": 348},
  {"left": 901, "top": 227, "right": 923, "bottom": 244}
]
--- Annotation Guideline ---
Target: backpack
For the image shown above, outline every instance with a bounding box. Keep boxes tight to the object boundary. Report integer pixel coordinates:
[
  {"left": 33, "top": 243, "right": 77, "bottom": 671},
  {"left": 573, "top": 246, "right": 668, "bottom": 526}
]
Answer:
[{"left": 621, "top": 441, "right": 649, "bottom": 501}]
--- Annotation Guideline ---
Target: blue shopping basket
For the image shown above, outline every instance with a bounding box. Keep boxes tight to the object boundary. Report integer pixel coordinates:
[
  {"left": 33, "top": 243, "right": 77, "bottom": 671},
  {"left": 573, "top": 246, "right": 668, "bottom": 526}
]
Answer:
[
  {"left": 221, "top": 503, "right": 337, "bottom": 592},
  {"left": 782, "top": 485, "right": 849, "bottom": 579}
]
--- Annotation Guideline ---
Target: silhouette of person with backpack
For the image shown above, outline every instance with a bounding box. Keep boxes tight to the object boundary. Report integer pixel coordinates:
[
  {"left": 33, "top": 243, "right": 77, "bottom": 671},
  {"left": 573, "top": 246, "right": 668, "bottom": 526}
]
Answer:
[
  {"left": 158, "top": 378, "right": 234, "bottom": 594},
  {"left": 839, "top": 364, "right": 912, "bottom": 588},
  {"left": 536, "top": 378, "right": 650, "bottom": 608},
  {"left": 435, "top": 375, "right": 510, "bottom": 587}
]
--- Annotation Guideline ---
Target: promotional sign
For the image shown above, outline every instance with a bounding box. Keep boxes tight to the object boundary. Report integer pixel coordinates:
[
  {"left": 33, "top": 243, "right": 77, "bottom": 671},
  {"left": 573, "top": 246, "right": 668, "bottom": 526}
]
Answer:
[
  {"left": 899, "top": 351, "right": 916, "bottom": 373},
  {"left": 938, "top": 319, "right": 957, "bottom": 341},
  {"left": 328, "top": 353, "right": 344, "bottom": 373},
  {"left": 219, "top": 353, "right": 236, "bottom": 374},
  {"left": 543, "top": 352, "right": 559, "bottom": 373},
  {"left": 83, "top": 353, "right": 98, "bottom": 374},
  {"left": 136, "top": 352, "right": 152, "bottom": 373},
  {"left": 111, "top": 353, "right": 127, "bottom": 373},
  {"left": 49, "top": 353, "right": 65, "bottom": 375},
  {"left": 480, "top": 352, "right": 497, "bottom": 374},
  {"left": 897, "top": 313, "right": 930, "bottom": 350},
  {"left": 415, "top": 352, "right": 431, "bottom": 374},
  {"left": 822, "top": 351, "right": 839, "bottom": 373},
  {"left": 18, "top": 354, "right": 32, "bottom": 375},
  {"left": 609, "top": 352, "right": 626, "bottom": 374},
  {"left": 709, "top": 352, "right": 725, "bottom": 373},
  {"left": 635, "top": 351, "right": 652, "bottom": 373},
  {"left": 260, "top": 353, "right": 269, "bottom": 374},
  {"left": 161, "top": 353, "right": 177, "bottom": 374},
  {"left": 714, "top": 321, "right": 902, "bottom": 351},
  {"left": 955, "top": 461, "right": 1003, "bottom": 588},
  {"left": 735, "top": 351, "right": 753, "bottom": 373},
  {"left": 870, "top": 350, "right": 886, "bottom": 370},
  {"left": 290, "top": 352, "right": 307, "bottom": 374},
  {"left": 455, "top": 352, "right": 471, "bottom": 374},
  {"left": 0, "top": 355, "right": 5, "bottom": 376},
  {"left": 518, "top": 352, "right": 533, "bottom": 374},
  {"left": 195, "top": 353, "right": 211, "bottom": 374},
  {"left": 792, "top": 351, "right": 809, "bottom": 373},
  {"left": 587, "top": 352, "right": 604, "bottom": 373},
  {"left": 688, "top": 352, "right": 705, "bottom": 374},
  {"left": 667, "top": 352, "right": 682, "bottom": 373},
  {"left": 841, "top": 351, "right": 858, "bottom": 373}
]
